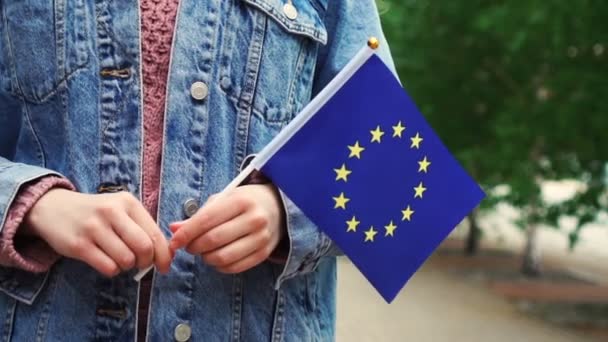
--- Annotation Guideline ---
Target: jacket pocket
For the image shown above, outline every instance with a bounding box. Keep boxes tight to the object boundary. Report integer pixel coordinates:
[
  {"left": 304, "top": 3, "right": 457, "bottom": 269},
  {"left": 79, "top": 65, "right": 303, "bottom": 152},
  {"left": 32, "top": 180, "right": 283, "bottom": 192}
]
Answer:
[
  {"left": 218, "top": 0, "right": 327, "bottom": 123},
  {"left": 1, "top": 0, "right": 90, "bottom": 103}
]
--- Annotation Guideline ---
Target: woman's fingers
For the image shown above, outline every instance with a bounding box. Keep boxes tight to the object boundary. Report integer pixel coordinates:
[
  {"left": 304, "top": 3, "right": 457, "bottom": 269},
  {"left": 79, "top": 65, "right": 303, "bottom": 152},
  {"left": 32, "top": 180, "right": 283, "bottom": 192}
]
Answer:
[
  {"left": 169, "top": 221, "right": 185, "bottom": 233},
  {"left": 78, "top": 242, "right": 121, "bottom": 278},
  {"left": 185, "top": 213, "right": 254, "bottom": 255},
  {"left": 171, "top": 185, "right": 285, "bottom": 275},
  {"left": 22, "top": 189, "right": 174, "bottom": 277},
  {"left": 201, "top": 228, "right": 272, "bottom": 268},
  {"left": 127, "top": 200, "right": 172, "bottom": 274},
  {"left": 170, "top": 192, "right": 244, "bottom": 251},
  {"left": 108, "top": 210, "right": 155, "bottom": 270},
  {"left": 92, "top": 226, "right": 137, "bottom": 271},
  {"left": 215, "top": 248, "right": 270, "bottom": 274}
]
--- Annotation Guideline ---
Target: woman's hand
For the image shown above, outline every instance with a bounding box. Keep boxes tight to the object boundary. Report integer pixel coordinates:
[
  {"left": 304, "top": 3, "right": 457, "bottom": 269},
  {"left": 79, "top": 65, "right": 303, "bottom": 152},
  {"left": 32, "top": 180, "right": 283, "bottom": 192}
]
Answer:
[
  {"left": 23, "top": 189, "right": 172, "bottom": 277},
  {"left": 169, "top": 184, "right": 286, "bottom": 274}
]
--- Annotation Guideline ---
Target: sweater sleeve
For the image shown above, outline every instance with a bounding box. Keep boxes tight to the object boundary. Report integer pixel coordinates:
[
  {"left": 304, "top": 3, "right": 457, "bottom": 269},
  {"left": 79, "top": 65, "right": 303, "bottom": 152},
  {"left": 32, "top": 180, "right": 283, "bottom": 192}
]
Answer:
[{"left": 0, "top": 176, "right": 75, "bottom": 273}]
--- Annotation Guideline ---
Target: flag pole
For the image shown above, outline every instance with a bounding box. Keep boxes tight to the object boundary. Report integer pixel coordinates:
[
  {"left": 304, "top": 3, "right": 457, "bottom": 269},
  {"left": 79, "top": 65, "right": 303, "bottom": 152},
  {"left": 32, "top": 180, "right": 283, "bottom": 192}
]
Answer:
[{"left": 134, "top": 37, "right": 379, "bottom": 282}]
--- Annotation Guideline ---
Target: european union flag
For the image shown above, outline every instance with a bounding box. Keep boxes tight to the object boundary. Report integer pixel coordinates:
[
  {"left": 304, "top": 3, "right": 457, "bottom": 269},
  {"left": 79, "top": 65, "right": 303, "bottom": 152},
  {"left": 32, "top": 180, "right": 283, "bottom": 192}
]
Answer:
[{"left": 252, "top": 46, "right": 485, "bottom": 302}]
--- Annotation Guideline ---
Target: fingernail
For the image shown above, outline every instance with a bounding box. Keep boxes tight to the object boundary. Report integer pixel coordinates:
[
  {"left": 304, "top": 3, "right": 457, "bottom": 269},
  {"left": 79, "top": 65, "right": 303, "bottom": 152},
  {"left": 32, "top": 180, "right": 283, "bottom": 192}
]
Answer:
[{"left": 169, "top": 221, "right": 185, "bottom": 233}]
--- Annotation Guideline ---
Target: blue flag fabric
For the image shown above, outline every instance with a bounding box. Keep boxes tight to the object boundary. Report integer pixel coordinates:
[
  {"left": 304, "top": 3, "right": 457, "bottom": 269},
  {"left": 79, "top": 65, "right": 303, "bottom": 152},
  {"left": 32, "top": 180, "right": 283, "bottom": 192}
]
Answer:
[{"left": 260, "top": 54, "right": 486, "bottom": 302}]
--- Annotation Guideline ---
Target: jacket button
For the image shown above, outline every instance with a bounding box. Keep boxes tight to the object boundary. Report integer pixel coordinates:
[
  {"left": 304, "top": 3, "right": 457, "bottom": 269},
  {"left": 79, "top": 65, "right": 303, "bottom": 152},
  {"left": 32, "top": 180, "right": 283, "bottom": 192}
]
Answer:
[
  {"left": 283, "top": 3, "right": 298, "bottom": 20},
  {"left": 174, "top": 323, "right": 192, "bottom": 342},
  {"left": 190, "top": 81, "right": 208, "bottom": 100},
  {"left": 183, "top": 199, "right": 199, "bottom": 218}
]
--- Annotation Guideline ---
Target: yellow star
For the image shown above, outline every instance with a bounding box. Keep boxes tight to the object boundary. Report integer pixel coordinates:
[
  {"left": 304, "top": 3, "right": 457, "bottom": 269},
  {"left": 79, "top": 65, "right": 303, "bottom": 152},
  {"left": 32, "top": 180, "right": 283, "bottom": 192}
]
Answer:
[
  {"left": 385, "top": 221, "right": 398, "bottom": 237},
  {"left": 392, "top": 121, "right": 406, "bottom": 138},
  {"left": 370, "top": 126, "right": 385, "bottom": 143},
  {"left": 334, "top": 164, "right": 352, "bottom": 182},
  {"left": 348, "top": 141, "right": 365, "bottom": 159},
  {"left": 418, "top": 156, "right": 431, "bottom": 173},
  {"left": 414, "top": 182, "right": 427, "bottom": 198},
  {"left": 346, "top": 216, "right": 360, "bottom": 232},
  {"left": 333, "top": 192, "right": 350, "bottom": 209},
  {"left": 410, "top": 132, "right": 423, "bottom": 149},
  {"left": 401, "top": 205, "right": 414, "bottom": 221},
  {"left": 364, "top": 226, "right": 378, "bottom": 242}
]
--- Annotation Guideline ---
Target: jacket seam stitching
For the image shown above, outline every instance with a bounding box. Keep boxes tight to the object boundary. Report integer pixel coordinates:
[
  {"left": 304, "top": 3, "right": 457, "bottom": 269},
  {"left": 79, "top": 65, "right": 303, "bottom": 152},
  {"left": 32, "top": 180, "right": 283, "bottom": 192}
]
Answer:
[
  {"left": 34, "top": 271, "right": 56, "bottom": 342},
  {"left": 270, "top": 290, "right": 285, "bottom": 342},
  {"left": 1, "top": 296, "right": 16, "bottom": 342},
  {"left": 22, "top": 103, "right": 47, "bottom": 168},
  {"left": 230, "top": 275, "right": 243, "bottom": 342},
  {"left": 233, "top": 10, "right": 265, "bottom": 171}
]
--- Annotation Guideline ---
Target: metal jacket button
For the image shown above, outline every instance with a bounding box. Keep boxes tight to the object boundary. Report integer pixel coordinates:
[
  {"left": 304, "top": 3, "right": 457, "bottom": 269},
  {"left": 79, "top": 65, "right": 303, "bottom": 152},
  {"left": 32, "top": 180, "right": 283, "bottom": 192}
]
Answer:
[
  {"left": 183, "top": 198, "right": 199, "bottom": 218},
  {"left": 174, "top": 323, "right": 192, "bottom": 342},
  {"left": 190, "top": 81, "right": 208, "bottom": 100},
  {"left": 283, "top": 2, "right": 298, "bottom": 20}
]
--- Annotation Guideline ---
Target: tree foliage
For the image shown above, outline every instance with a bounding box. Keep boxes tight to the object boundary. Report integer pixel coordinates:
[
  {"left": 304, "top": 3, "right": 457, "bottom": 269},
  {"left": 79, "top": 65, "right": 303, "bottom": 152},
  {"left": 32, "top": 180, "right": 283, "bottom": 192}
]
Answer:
[{"left": 380, "top": 0, "right": 608, "bottom": 249}]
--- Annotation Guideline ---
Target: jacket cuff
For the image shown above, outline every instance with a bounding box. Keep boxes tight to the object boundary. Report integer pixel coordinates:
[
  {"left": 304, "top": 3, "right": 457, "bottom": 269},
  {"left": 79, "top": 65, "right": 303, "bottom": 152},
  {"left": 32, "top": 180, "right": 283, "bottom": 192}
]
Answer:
[
  {"left": 273, "top": 190, "right": 340, "bottom": 289},
  {"left": 0, "top": 160, "right": 71, "bottom": 304},
  {"left": 238, "top": 155, "right": 339, "bottom": 283},
  {"left": 0, "top": 176, "right": 74, "bottom": 273}
]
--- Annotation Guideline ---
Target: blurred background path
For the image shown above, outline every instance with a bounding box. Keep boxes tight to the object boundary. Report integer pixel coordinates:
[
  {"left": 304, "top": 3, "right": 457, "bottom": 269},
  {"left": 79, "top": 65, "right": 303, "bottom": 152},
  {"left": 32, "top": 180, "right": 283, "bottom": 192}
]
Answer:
[
  {"left": 335, "top": 182, "right": 608, "bottom": 342},
  {"left": 336, "top": 256, "right": 595, "bottom": 342}
]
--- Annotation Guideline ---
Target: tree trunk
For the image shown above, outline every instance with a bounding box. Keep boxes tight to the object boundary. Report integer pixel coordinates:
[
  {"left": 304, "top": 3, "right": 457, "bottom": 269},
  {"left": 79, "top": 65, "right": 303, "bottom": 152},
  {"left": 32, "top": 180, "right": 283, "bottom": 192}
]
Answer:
[
  {"left": 522, "top": 224, "right": 542, "bottom": 277},
  {"left": 522, "top": 139, "right": 545, "bottom": 277},
  {"left": 465, "top": 210, "right": 480, "bottom": 256}
]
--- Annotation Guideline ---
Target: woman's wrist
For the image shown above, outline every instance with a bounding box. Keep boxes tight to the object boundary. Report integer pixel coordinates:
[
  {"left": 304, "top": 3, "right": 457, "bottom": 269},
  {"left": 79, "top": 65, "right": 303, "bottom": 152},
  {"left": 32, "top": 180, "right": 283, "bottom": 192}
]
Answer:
[{"left": 20, "top": 183, "right": 75, "bottom": 238}]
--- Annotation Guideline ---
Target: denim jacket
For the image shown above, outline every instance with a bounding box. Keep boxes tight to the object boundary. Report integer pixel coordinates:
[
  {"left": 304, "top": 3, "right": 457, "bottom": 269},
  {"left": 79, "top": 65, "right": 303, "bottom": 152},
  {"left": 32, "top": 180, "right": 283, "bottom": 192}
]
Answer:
[{"left": 0, "top": 0, "right": 394, "bottom": 340}]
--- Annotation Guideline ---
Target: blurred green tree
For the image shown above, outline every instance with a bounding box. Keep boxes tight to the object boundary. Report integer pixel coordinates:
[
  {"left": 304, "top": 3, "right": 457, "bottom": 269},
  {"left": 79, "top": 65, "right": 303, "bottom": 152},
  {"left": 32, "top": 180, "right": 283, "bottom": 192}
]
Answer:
[{"left": 379, "top": 0, "right": 608, "bottom": 274}]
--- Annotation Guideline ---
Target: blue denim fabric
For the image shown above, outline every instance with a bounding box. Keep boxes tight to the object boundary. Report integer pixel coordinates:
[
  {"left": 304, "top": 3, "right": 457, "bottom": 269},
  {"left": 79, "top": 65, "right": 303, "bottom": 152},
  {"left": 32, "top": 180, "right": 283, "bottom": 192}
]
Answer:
[{"left": 0, "top": 0, "right": 394, "bottom": 340}]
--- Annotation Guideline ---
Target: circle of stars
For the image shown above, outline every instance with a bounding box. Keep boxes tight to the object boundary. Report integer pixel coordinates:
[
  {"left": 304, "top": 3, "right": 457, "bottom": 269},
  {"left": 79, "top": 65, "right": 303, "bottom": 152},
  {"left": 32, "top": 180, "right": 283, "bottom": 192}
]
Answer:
[{"left": 332, "top": 121, "right": 432, "bottom": 243}]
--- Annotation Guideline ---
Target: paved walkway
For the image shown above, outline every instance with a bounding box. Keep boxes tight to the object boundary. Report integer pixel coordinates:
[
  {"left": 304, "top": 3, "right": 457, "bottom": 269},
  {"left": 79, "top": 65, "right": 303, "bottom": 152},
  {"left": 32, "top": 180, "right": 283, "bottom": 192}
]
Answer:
[
  {"left": 335, "top": 257, "right": 595, "bottom": 342},
  {"left": 336, "top": 185, "right": 607, "bottom": 341},
  {"left": 472, "top": 202, "right": 608, "bottom": 285}
]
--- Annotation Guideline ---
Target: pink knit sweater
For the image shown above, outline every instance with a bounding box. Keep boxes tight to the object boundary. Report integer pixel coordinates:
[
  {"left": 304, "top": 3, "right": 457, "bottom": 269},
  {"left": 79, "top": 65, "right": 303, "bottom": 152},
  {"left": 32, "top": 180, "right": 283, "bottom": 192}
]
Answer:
[{"left": 140, "top": 0, "right": 180, "bottom": 217}]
